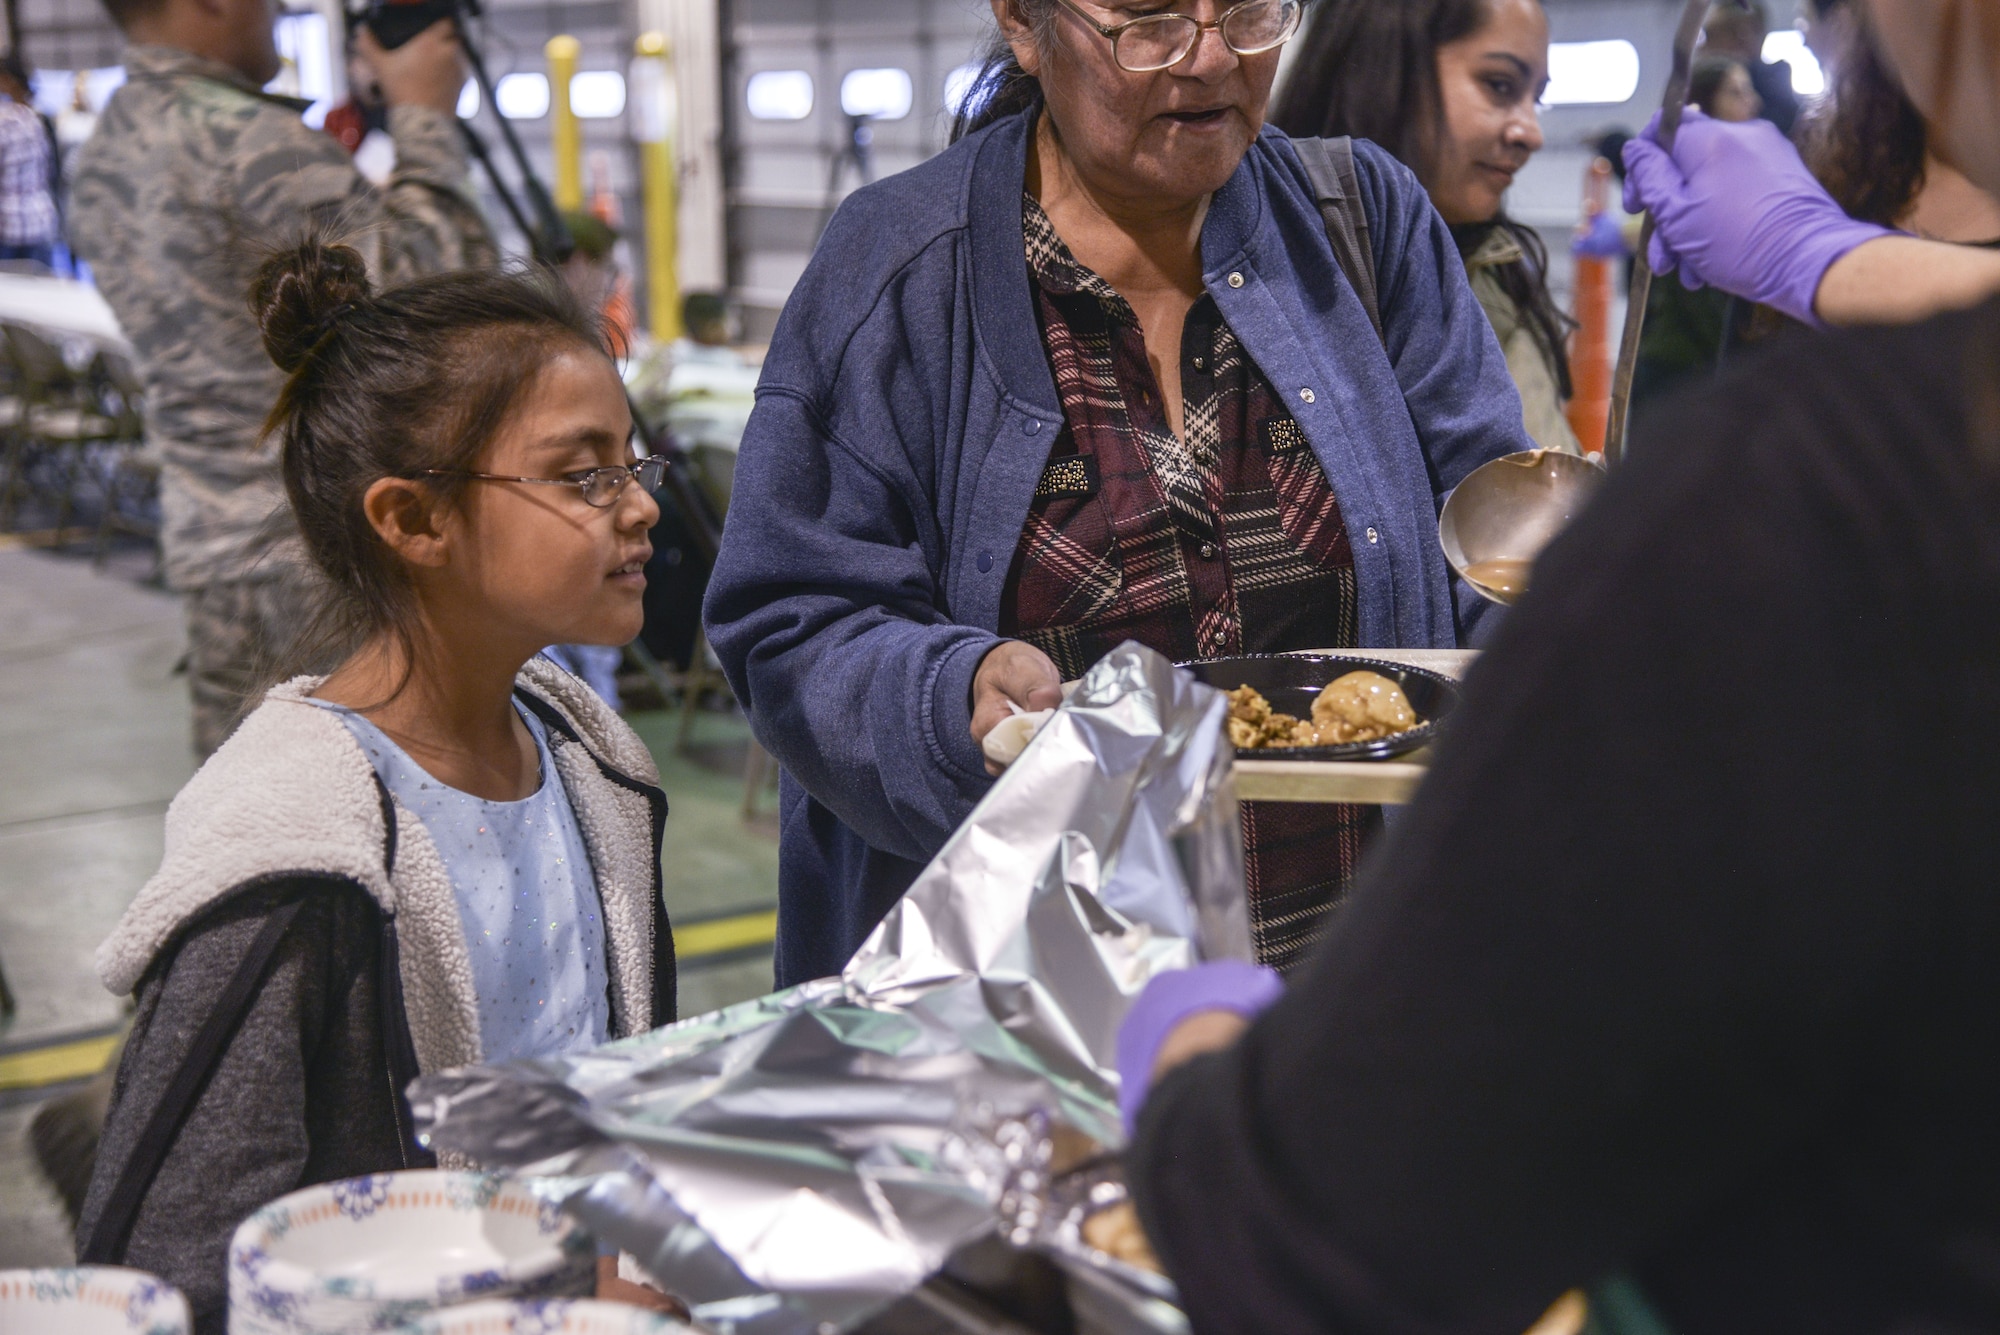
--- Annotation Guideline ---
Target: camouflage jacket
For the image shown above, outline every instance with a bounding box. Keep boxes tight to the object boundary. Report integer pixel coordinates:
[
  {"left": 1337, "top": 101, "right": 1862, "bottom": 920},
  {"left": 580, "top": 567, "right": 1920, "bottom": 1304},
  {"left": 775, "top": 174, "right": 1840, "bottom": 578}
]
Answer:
[{"left": 70, "top": 45, "right": 496, "bottom": 589}]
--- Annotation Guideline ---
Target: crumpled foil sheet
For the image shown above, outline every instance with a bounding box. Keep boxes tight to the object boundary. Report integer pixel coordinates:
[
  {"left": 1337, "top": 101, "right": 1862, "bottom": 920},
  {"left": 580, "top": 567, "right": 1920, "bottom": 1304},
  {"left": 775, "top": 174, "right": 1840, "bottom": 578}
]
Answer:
[{"left": 410, "top": 641, "right": 1246, "bottom": 1334}]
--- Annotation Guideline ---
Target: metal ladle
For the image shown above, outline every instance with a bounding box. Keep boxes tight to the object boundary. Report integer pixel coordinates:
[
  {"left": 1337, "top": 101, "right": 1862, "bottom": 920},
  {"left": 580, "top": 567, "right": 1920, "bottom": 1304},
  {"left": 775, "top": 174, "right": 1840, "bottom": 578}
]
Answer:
[
  {"left": 1603, "top": 0, "right": 1728, "bottom": 464},
  {"left": 1438, "top": 450, "right": 1605, "bottom": 604},
  {"left": 1437, "top": 0, "right": 1732, "bottom": 606}
]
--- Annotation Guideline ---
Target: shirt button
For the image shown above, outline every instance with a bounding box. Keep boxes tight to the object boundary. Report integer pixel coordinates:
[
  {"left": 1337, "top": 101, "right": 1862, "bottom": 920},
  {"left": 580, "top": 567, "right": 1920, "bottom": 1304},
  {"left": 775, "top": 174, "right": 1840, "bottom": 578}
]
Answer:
[
  {"left": 1024, "top": 419, "right": 1042, "bottom": 435},
  {"left": 1365, "top": 527, "right": 1379, "bottom": 544},
  {"left": 1299, "top": 388, "right": 1316, "bottom": 404},
  {"left": 1227, "top": 272, "right": 1245, "bottom": 288},
  {"left": 1192, "top": 356, "right": 1206, "bottom": 371},
  {"left": 1199, "top": 542, "right": 1218, "bottom": 560}
]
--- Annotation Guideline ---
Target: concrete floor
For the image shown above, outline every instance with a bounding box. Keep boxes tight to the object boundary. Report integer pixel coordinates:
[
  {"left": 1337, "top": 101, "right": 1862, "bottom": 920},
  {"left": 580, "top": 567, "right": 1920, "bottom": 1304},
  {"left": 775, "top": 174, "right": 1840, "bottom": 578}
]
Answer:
[
  {"left": 0, "top": 544, "right": 781, "bottom": 1268},
  {"left": 0, "top": 547, "right": 191, "bottom": 1044}
]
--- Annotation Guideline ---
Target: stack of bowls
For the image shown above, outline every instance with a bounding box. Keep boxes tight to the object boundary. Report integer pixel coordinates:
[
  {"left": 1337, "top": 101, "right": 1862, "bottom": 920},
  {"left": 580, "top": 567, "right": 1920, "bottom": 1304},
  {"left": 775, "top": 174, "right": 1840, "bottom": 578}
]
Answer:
[
  {"left": 405, "top": 1298, "right": 693, "bottom": 1333},
  {"left": 228, "top": 1171, "right": 595, "bottom": 1333},
  {"left": 0, "top": 1265, "right": 191, "bottom": 1334}
]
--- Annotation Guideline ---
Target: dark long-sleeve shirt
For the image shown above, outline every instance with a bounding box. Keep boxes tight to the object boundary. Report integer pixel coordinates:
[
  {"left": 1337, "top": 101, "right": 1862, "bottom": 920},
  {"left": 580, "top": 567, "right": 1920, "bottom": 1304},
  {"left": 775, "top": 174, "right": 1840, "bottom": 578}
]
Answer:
[{"left": 1131, "top": 303, "right": 2000, "bottom": 1333}]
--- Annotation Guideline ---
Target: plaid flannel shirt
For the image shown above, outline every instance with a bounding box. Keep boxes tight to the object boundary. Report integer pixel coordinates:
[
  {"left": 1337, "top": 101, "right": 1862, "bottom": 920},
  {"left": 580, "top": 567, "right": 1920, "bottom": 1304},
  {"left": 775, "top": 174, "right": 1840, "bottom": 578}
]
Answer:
[
  {"left": 0, "top": 99, "right": 56, "bottom": 247},
  {"left": 1000, "top": 194, "right": 1378, "bottom": 972}
]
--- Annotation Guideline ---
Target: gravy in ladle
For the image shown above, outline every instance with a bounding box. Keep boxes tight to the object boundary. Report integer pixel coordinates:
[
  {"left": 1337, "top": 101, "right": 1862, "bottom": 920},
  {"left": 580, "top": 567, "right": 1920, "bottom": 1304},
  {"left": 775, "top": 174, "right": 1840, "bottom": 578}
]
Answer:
[{"left": 1463, "top": 558, "right": 1533, "bottom": 603}]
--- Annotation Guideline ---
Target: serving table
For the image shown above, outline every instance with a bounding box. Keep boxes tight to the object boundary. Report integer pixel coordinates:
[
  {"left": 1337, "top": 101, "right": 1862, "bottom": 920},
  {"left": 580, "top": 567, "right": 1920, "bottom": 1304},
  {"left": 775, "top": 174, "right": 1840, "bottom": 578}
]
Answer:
[{"left": 1228, "top": 647, "right": 1478, "bottom": 806}]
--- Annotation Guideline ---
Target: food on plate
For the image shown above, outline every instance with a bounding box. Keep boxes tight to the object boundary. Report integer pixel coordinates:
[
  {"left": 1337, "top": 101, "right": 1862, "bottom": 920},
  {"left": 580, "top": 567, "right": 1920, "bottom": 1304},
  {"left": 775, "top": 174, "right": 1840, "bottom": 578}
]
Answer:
[
  {"left": 1311, "top": 670, "right": 1418, "bottom": 744},
  {"left": 1226, "top": 672, "right": 1419, "bottom": 750},
  {"left": 1081, "top": 1199, "right": 1163, "bottom": 1274},
  {"left": 1225, "top": 685, "right": 1318, "bottom": 749}
]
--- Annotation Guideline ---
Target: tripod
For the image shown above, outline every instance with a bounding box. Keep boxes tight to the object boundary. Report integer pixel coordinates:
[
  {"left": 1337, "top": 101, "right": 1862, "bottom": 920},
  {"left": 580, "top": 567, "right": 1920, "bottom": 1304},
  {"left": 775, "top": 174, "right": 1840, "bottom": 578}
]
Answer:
[
  {"left": 813, "top": 112, "right": 875, "bottom": 247},
  {"left": 448, "top": 3, "right": 724, "bottom": 562}
]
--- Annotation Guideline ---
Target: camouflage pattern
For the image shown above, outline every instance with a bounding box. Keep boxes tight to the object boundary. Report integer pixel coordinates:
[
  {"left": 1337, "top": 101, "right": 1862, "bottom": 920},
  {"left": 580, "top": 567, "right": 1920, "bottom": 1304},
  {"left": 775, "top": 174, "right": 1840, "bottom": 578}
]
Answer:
[
  {"left": 182, "top": 565, "right": 335, "bottom": 757},
  {"left": 69, "top": 44, "right": 497, "bottom": 592}
]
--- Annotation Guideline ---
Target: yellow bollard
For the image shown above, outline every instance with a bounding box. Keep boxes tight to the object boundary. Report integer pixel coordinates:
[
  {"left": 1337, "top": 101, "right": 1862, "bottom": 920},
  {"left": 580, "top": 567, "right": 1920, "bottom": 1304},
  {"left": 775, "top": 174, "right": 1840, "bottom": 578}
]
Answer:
[
  {"left": 546, "top": 35, "right": 583, "bottom": 213},
  {"left": 631, "top": 32, "right": 683, "bottom": 342}
]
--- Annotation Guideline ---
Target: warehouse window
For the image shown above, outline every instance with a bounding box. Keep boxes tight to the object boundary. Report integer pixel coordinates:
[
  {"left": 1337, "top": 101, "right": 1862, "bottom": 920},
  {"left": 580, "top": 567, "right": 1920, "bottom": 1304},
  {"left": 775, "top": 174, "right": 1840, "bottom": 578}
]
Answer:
[
  {"left": 1543, "top": 39, "right": 1640, "bottom": 106},
  {"left": 274, "top": 12, "right": 336, "bottom": 126},
  {"left": 571, "top": 70, "right": 627, "bottom": 119},
  {"left": 32, "top": 70, "right": 128, "bottom": 118},
  {"left": 942, "top": 62, "right": 988, "bottom": 118},
  {"left": 840, "top": 67, "right": 913, "bottom": 120},
  {"left": 496, "top": 72, "right": 551, "bottom": 119},
  {"left": 746, "top": 70, "right": 814, "bottom": 121},
  {"left": 1762, "top": 30, "right": 1826, "bottom": 96}
]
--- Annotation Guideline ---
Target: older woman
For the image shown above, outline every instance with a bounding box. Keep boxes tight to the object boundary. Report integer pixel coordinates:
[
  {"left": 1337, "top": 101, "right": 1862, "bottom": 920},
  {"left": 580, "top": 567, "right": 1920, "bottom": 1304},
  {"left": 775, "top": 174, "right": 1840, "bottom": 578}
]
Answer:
[{"left": 704, "top": 0, "right": 1532, "bottom": 986}]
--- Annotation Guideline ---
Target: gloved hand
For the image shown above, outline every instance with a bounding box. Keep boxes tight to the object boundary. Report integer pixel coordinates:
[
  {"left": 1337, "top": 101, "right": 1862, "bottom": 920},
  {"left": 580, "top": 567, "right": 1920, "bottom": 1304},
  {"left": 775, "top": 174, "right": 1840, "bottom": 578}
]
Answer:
[
  {"left": 1571, "top": 210, "right": 1627, "bottom": 260},
  {"left": 1622, "top": 108, "right": 1891, "bottom": 326},
  {"left": 1115, "top": 959, "right": 1283, "bottom": 1136}
]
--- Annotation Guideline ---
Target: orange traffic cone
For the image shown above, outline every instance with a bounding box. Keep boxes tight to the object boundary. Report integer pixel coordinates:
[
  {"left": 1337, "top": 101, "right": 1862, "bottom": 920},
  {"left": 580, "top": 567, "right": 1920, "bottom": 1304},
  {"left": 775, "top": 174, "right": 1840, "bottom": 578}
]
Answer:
[{"left": 1567, "top": 156, "right": 1615, "bottom": 459}]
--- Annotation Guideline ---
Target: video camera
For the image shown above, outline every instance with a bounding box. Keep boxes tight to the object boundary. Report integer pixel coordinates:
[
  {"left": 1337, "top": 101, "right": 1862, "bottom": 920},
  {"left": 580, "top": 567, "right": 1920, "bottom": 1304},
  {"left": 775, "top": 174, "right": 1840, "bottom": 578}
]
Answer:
[
  {"left": 350, "top": 0, "right": 722, "bottom": 572},
  {"left": 355, "top": 0, "right": 479, "bottom": 50}
]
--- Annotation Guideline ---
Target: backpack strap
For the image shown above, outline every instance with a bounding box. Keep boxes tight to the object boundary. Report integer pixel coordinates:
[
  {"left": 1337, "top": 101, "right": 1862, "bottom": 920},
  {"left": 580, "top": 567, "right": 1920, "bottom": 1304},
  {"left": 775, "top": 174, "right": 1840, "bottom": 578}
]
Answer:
[
  {"left": 78, "top": 896, "right": 307, "bottom": 1265},
  {"left": 1291, "top": 136, "right": 1384, "bottom": 343}
]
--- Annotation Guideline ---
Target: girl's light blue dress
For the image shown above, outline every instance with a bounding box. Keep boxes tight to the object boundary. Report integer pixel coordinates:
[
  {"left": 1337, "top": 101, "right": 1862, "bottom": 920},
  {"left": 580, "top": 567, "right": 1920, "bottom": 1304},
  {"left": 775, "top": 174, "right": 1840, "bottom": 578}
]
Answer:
[{"left": 312, "top": 698, "right": 610, "bottom": 1062}]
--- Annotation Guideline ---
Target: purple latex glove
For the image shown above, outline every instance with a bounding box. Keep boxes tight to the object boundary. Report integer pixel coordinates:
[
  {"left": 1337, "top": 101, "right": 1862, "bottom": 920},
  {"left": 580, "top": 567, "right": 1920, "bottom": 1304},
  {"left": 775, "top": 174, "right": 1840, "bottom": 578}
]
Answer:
[
  {"left": 1116, "top": 959, "right": 1283, "bottom": 1136},
  {"left": 1622, "top": 108, "right": 1891, "bottom": 326},
  {"left": 1571, "top": 210, "right": 1627, "bottom": 260}
]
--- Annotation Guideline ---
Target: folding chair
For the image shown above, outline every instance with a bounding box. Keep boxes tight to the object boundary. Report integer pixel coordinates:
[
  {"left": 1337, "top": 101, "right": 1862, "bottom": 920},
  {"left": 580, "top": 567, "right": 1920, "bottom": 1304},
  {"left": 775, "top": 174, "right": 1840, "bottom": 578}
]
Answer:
[
  {"left": 90, "top": 352, "right": 159, "bottom": 570},
  {"left": 0, "top": 324, "right": 109, "bottom": 533}
]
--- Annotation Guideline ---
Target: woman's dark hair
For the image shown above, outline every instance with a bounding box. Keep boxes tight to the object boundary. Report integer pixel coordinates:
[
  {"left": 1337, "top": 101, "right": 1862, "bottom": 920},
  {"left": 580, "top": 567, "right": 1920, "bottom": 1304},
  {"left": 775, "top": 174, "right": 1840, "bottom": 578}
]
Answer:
[
  {"left": 249, "top": 234, "right": 608, "bottom": 683},
  {"left": 1689, "top": 57, "right": 1749, "bottom": 118},
  {"left": 1799, "top": 13, "right": 1929, "bottom": 227},
  {"left": 949, "top": 2, "right": 1057, "bottom": 142},
  {"left": 1269, "top": 0, "right": 1574, "bottom": 399}
]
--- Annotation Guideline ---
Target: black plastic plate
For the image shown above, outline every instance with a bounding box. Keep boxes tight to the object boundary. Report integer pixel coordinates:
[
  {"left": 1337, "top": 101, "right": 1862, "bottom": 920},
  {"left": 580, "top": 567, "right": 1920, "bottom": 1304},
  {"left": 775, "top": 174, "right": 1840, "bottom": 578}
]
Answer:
[{"left": 1178, "top": 654, "right": 1460, "bottom": 762}]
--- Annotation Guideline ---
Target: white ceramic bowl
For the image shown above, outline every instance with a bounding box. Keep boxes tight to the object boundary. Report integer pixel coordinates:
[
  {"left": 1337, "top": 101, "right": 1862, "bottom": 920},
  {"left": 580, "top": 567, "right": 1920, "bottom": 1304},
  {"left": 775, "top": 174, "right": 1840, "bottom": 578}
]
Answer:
[
  {"left": 0, "top": 1266, "right": 191, "bottom": 1335},
  {"left": 405, "top": 1299, "right": 692, "bottom": 1334},
  {"left": 228, "top": 1171, "right": 593, "bottom": 1333}
]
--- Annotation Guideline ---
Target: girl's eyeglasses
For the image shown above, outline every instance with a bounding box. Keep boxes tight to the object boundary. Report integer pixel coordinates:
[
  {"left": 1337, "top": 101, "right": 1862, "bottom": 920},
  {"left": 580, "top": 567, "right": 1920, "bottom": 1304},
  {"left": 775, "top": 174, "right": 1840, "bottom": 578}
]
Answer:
[
  {"left": 423, "top": 456, "right": 669, "bottom": 509},
  {"left": 1049, "top": 0, "right": 1301, "bottom": 73}
]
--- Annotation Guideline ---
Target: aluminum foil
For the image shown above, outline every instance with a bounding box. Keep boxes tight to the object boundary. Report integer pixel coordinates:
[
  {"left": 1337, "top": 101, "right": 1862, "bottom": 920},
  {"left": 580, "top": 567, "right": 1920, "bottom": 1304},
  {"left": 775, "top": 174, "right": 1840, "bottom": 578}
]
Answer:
[{"left": 411, "top": 641, "right": 1246, "bottom": 1334}]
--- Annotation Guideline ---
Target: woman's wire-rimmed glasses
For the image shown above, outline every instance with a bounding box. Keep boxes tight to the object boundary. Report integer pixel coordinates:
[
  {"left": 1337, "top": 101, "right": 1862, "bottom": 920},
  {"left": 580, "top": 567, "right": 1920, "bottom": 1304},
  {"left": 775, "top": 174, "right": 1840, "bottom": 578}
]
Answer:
[
  {"left": 423, "top": 455, "right": 669, "bottom": 509},
  {"left": 1048, "top": 0, "right": 1302, "bottom": 73}
]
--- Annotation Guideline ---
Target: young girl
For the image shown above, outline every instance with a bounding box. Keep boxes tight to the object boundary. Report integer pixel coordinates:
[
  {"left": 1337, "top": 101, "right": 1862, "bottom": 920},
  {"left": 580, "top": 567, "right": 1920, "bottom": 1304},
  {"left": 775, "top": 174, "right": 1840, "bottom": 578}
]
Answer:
[
  {"left": 74, "top": 238, "right": 677, "bottom": 1331},
  {"left": 1271, "top": 0, "right": 1583, "bottom": 455}
]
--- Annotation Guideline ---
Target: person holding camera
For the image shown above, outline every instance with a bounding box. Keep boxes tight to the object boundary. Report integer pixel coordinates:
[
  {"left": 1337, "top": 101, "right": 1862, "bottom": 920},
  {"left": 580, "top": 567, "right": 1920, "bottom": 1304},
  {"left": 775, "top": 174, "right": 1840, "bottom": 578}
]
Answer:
[{"left": 70, "top": 0, "right": 495, "bottom": 758}]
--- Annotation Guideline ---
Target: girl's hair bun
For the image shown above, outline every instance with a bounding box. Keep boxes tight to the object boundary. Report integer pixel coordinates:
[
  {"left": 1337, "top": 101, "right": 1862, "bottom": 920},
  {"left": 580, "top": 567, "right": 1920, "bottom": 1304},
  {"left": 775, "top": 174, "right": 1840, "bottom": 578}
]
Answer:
[{"left": 250, "top": 236, "right": 373, "bottom": 374}]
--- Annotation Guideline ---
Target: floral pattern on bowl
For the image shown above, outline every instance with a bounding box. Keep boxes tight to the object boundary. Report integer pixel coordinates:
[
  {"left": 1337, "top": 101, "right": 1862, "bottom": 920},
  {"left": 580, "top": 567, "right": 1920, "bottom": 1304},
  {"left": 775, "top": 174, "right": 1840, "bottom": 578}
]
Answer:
[
  {"left": 229, "top": 1171, "right": 593, "bottom": 1333},
  {"left": 0, "top": 1266, "right": 192, "bottom": 1335},
  {"left": 398, "top": 1298, "right": 694, "bottom": 1335}
]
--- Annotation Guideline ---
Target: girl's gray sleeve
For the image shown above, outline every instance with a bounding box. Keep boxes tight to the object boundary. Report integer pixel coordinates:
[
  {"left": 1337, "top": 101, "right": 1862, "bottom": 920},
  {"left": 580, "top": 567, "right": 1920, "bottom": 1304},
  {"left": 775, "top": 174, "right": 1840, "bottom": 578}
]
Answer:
[{"left": 77, "top": 889, "right": 384, "bottom": 1335}]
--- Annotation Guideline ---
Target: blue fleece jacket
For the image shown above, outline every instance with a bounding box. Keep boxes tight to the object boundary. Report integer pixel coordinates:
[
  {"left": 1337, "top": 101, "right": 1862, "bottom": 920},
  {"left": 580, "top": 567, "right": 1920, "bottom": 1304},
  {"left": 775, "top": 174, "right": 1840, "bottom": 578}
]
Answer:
[{"left": 703, "top": 110, "right": 1533, "bottom": 986}]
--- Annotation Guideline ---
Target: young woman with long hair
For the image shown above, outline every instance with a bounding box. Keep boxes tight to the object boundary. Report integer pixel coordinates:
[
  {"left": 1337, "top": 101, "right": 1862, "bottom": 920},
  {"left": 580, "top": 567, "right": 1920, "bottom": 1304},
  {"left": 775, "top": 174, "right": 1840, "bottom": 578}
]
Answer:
[{"left": 1269, "top": 0, "right": 1581, "bottom": 454}]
